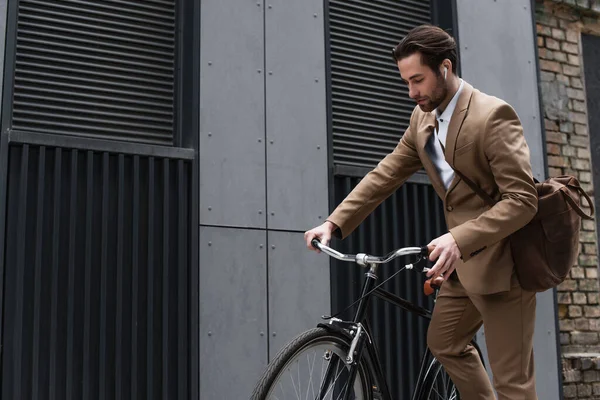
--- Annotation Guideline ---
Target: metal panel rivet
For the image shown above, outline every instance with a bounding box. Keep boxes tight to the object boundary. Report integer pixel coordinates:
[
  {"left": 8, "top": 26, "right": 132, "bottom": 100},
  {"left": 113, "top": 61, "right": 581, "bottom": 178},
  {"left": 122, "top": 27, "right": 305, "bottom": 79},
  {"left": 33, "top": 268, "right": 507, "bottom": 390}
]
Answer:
[
  {"left": 272, "top": 245, "right": 276, "bottom": 250},
  {"left": 318, "top": 216, "right": 322, "bottom": 219},
  {"left": 257, "top": 2, "right": 260, "bottom": 5},
  {"left": 208, "top": 61, "right": 212, "bottom": 65},
  {"left": 258, "top": 138, "right": 262, "bottom": 143},
  {"left": 208, "top": 206, "right": 212, "bottom": 211},
  {"left": 464, "top": 46, "right": 468, "bottom": 50},
  {"left": 317, "top": 145, "right": 321, "bottom": 149},
  {"left": 270, "top": 140, "right": 274, "bottom": 144},
  {"left": 257, "top": 69, "right": 262, "bottom": 73},
  {"left": 259, "top": 210, "right": 263, "bottom": 214},
  {"left": 528, "top": 60, "right": 531, "bottom": 64},
  {"left": 272, "top": 332, "right": 277, "bottom": 336},
  {"left": 208, "top": 132, "right": 212, "bottom": 137},
  {"left": 208, "top": 241, "right": 212, "bottom": 246},
  {"left": 260, "top": 332, "right": 264, "bottom": 336},
  {"left": 315, "top": 78, "right": 319, "bottom": 82},
  {"left": 268, "top": 4, "right": 272, "bottom": 8},
  {"left": 269, "top": 71, "right": 273, "bottom": 75},
  {"left": 208, "top": 331, "right": 212, "bottom": 336},
  {"left": 271, "top": 212, "right": 275, "bottom": 216},
  {"left": 314, "top": 13, "right": 317, "bottom": 18},
  {"left": 259, "top": 244, "right": 263, "bottom": 248}
]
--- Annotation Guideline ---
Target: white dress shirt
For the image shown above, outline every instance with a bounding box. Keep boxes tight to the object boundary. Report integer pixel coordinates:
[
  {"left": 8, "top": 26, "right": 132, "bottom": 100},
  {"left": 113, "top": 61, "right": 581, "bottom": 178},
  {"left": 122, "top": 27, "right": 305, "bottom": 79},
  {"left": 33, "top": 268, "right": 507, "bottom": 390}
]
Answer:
[{"left": 426, "top": 79, "right": 465, "bottom": 190}]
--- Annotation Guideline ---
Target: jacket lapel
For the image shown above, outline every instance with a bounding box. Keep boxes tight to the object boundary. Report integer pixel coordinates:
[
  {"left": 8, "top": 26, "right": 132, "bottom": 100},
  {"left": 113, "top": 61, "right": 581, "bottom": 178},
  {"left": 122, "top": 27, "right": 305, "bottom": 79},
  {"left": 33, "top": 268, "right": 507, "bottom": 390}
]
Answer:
[
  {"left": 416, "top": 111, "right": 447, "bottom": 199},
  {"left": 444, "top": 82, "right": 474, "bottom": 197}
]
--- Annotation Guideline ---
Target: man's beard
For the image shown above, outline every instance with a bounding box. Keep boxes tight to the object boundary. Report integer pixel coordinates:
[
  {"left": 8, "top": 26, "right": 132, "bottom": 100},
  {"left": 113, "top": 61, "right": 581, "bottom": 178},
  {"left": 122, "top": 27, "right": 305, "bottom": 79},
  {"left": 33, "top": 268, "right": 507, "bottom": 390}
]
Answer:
[{"left": 418, "top": 76, "right": 448, "bottom": 112}]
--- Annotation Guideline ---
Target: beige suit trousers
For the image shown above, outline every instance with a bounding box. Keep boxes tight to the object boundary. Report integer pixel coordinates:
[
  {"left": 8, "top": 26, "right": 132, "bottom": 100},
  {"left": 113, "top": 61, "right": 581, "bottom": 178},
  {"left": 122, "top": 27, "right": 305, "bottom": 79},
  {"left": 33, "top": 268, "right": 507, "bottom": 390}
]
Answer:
[{"left": 427, "top": 272, "right": 537, "bottom": 400}]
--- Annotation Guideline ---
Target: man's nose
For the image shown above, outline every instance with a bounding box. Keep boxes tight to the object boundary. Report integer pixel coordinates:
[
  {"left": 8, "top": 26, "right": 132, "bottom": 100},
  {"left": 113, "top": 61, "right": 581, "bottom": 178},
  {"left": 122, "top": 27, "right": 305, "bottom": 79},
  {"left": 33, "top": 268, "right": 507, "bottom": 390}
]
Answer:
[{"left": 408, "top": 85, "right": 418, "bottom": 99}]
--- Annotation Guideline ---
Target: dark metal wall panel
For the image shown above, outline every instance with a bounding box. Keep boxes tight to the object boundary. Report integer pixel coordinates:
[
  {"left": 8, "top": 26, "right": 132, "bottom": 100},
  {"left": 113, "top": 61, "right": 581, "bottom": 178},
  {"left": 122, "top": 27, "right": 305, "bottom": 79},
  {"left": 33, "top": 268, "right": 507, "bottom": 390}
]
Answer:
[
  {"left": 456, "top": 2, "right": 559, "bottom": 398},
  {"left": 264, "top": 0, "right": 328, "bottom": 231},
  {"left": 2, "top": 144, "right": 192, "bottom": 400},
  {"left": 0, "top": 0, "right": 6, "bottom": 115},
  {"left": 328, "top": 0, "right": 430, "bottom": 168},
  {"left": 582, "top": 34, "right": 600, "bottom": 250},
  {"left": 199, "top": 0, "right": 266, "bottom": 229},
  {"left": 12, "top": 0, "right": 176, "bottom": 145},
  {"left": 199, "top": 226, "right": 268, "bottom": 399},
  {"left": 332, "top": 177, "right": 445, "bottom": 400},
  {"left": 268, "top": 231, "right": 330, "bottom": 357}
]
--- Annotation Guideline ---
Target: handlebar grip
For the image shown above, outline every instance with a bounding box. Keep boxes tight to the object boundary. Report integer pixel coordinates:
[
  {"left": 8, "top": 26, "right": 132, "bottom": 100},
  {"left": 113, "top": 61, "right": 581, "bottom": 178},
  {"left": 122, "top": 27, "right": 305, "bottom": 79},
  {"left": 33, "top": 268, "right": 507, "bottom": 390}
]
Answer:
[
  {"left": 311, "top": 239, "right": 321, "bottom": 249},
  {"left": 423, "top": 276, "right": 444, "bottom": 296}
]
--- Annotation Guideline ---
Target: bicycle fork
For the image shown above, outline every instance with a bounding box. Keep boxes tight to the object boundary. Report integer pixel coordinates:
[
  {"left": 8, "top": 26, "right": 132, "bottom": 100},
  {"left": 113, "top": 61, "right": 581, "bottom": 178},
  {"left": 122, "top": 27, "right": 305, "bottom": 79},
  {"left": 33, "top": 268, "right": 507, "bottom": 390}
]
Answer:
[
  {"left": 317, "top": 263, "right": 378, "bottom": 400},
  {"left": 317, "top": 322, "right": 369, "bottom": 400}
]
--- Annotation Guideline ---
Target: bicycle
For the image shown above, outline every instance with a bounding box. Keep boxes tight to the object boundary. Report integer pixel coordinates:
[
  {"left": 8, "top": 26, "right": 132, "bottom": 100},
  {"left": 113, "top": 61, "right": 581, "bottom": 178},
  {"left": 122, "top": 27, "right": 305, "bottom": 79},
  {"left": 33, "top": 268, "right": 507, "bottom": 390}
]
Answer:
[{"left": 250, "top": 239, "right": 485, "bottom": 400}]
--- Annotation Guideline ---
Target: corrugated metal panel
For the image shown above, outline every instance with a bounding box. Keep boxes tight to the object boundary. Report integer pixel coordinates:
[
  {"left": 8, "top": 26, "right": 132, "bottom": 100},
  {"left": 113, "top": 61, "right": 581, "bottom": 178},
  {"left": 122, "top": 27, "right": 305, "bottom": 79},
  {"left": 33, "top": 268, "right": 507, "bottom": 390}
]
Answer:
[
  {"left": 12, "top": 0, "right": 175, "bottom": 145},
  {"left": 328, "top": 0, "right": 430, "bottom": 168},
  {"left": 331, "top": 177, "right": 446, "bottom": 400},
  {"left": 2, "top": 144, "right": 192, "bottom": 399}
]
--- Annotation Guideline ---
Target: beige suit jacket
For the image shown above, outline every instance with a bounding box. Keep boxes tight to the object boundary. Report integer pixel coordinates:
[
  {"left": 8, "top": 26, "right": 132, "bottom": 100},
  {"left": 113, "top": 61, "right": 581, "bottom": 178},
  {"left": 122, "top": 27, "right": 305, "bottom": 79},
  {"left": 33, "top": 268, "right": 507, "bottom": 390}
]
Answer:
[{"left": 327, "top": 82, "right": 538, "bottom": 295}]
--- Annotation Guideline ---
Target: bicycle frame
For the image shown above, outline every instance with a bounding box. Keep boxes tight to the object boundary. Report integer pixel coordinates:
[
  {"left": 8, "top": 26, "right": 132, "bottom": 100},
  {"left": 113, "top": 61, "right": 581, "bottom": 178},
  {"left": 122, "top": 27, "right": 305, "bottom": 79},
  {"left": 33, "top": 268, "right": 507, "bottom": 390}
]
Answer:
[{"left": 317, "top": 261, "right": 458, "bottom": 400}]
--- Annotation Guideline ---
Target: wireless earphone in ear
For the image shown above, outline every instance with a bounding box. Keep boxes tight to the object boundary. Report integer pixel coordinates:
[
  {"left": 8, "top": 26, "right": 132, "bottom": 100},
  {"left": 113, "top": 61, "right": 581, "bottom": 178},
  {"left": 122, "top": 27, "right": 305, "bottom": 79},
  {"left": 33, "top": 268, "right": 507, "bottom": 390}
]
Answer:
[{"left": 444, "top": 66, "right": 448, "bottom": 80}]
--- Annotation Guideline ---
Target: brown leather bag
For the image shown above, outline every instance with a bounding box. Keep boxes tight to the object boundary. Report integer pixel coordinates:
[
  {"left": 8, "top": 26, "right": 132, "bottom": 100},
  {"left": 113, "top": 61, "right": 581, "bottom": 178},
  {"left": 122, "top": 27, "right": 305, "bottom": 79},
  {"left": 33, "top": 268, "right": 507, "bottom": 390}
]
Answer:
[{"left": 453, "top": 172, "right": 594, "bottom": 292}]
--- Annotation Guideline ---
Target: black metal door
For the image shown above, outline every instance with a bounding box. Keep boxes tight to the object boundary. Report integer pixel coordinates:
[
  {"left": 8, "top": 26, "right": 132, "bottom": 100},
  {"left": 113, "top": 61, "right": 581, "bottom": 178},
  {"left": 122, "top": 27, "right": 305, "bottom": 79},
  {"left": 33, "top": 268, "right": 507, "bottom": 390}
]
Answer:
[{"left": 582, "top": 34, "right": 600, "bottom": 257}]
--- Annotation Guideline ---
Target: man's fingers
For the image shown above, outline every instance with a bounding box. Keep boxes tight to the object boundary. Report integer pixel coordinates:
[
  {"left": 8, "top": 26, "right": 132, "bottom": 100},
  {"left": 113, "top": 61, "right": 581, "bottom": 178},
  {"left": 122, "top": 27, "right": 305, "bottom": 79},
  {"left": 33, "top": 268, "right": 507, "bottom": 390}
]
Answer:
[
  {"left": 305, "top": 232, "right": 316, "bottom": 250},
  {"left": 429, "top": 245, "right": 442, "bottom": 262},
  {"left": 427, "top": 254, "right": 447, "bottom": 277}
]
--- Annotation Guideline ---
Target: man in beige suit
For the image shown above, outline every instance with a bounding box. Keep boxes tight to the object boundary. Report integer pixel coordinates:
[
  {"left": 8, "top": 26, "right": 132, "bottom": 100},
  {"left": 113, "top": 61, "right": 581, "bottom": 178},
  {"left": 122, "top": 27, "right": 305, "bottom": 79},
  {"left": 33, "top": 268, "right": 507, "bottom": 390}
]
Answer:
[{"left": 305, "top": 25, "right": 539, "bottom": 399}]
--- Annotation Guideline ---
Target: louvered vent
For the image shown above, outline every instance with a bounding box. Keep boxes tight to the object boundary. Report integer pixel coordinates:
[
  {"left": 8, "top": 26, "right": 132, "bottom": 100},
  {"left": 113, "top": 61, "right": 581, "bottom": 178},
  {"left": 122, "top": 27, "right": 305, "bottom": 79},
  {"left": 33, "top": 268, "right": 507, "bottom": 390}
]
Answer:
[
  {"left": 329, "top": 0, "right": 430, "bottom": 168},
  {"left": 13, "top": 0, "right": 175, "bottom": 145}
]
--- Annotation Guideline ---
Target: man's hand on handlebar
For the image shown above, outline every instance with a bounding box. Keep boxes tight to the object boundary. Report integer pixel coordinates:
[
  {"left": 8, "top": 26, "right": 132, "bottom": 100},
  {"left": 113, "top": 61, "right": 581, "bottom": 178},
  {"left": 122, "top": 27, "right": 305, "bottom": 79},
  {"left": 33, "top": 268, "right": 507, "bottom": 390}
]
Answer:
[
  {"left": 426, "top": 232, "right": 461, "bottom": 281},
  {"left": 304, "top": 221, "right": 338, "bottom": 252}
]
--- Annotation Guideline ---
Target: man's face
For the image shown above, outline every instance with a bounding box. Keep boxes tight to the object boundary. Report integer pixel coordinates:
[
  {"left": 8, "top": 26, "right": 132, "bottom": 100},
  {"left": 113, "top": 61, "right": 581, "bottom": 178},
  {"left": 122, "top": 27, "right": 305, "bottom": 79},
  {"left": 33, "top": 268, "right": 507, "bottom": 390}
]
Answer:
[{"left": 397, "top": 52, "right": 447, "bottom": 112}]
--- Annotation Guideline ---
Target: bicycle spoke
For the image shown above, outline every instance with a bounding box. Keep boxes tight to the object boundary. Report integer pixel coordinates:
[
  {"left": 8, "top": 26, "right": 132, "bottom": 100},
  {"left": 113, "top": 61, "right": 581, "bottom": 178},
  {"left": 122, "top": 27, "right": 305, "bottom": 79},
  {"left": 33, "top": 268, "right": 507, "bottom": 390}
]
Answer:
[
  {"left": 298, "top": 360, "right": 302, "bottom": 400},
  {"left": 306, "top": 351, "right": 316, "bottom": 400},
  {"left": 334, "top": 377, "right": 351, "bottom": 400},
  {"left": 290, "top": 367, "right": 301, "bottom": 399},
  {"left": 421, "top": 363, "right": 460, "bottom": 400},
  {"left": 321, "top": 360, "right": 344, "bottom": 399}
]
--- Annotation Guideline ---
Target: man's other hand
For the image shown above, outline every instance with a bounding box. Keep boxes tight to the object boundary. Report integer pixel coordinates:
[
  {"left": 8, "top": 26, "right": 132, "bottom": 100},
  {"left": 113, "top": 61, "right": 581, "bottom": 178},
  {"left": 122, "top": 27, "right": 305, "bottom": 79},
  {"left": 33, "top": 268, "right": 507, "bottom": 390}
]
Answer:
[
  {"left": 427, "top": 232, "right": 461, "bottom": 280},
  {"left": 304, "top": 221, "right": 338, "bottom": 252}
]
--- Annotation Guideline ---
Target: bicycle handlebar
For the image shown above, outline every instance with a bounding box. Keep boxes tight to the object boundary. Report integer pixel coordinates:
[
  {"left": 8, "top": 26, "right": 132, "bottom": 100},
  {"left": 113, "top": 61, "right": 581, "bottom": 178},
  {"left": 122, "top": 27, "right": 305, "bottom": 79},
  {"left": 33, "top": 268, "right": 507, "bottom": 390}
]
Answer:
[{"left": 311, "top": 239, "right": 428, "bottom": 266}]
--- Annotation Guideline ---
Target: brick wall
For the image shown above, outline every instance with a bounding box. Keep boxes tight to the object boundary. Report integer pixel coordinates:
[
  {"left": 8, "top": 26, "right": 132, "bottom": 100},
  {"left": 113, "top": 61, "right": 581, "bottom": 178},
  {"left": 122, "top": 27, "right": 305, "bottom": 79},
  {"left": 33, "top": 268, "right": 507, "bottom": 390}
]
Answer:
[{"left": 536, "top": 0, "right": 600, "bottom": 398}]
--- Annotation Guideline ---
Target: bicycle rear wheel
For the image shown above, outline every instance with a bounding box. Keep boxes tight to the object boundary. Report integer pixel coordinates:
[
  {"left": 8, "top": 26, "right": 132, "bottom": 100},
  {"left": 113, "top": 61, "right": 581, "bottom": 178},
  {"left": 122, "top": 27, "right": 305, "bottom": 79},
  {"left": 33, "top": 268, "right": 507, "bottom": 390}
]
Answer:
[
  {"left": 417, "top": 358, "right": 460, "bottom": 400},
  {"left": 251, "top": 327, "right": 374, "bottom": 400}
]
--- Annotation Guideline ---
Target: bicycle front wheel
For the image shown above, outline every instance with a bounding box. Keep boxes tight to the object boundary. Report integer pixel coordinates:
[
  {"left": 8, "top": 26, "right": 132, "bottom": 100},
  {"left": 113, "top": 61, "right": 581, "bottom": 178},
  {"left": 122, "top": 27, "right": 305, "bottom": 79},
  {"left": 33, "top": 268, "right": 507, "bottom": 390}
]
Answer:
[
  {"left": 417, "top": 358, "right": 460, "bottom": 400},
  {"left": 251, "top": 327, "right": 374, "bottom": 400}
]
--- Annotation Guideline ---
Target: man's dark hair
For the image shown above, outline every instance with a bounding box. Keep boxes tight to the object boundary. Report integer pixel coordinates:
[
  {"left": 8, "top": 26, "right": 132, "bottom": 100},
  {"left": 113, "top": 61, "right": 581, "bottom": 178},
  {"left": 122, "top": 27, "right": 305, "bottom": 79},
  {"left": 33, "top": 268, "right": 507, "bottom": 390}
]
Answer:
[{"left": 392, "top": 25, "right": 458, "bottom": 74}]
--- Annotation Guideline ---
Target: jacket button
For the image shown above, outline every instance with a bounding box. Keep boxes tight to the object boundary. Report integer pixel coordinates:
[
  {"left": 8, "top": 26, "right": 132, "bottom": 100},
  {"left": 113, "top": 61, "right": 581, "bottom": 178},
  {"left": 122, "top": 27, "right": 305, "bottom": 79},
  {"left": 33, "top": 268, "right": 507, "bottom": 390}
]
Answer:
[{"left": 446, "top": 205, "right": 453, "bottom": 212}]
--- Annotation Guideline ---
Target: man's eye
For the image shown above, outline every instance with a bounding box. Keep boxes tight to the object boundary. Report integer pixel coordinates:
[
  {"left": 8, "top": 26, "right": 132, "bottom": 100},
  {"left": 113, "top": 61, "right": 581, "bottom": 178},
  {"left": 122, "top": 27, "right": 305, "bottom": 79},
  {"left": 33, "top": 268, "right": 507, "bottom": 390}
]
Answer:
[{"left": 415, "top": 79, "right": 423, "bottom": 83}]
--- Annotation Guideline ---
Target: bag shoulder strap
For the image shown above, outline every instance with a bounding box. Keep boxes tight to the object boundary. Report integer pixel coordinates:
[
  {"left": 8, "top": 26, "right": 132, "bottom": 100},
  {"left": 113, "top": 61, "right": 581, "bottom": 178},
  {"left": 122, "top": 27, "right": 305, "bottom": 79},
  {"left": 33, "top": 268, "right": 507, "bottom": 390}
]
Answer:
[
  {"left": 437, "top": 137, "right": 496, "bottom": 207},
  {"left": 451, "top": 168, "right": 496, "bottom": 207}
]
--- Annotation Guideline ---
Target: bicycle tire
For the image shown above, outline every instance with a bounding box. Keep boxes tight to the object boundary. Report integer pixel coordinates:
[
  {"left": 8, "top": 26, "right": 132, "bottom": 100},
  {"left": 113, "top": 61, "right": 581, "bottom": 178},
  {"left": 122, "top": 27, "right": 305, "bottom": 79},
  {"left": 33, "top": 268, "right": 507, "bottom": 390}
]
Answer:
[
  {"left": 250, "top": 327, "right": 374, "bottom": 400},
  {"left": 417, "top": 358, "right": 460, "bottom": 400}
]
